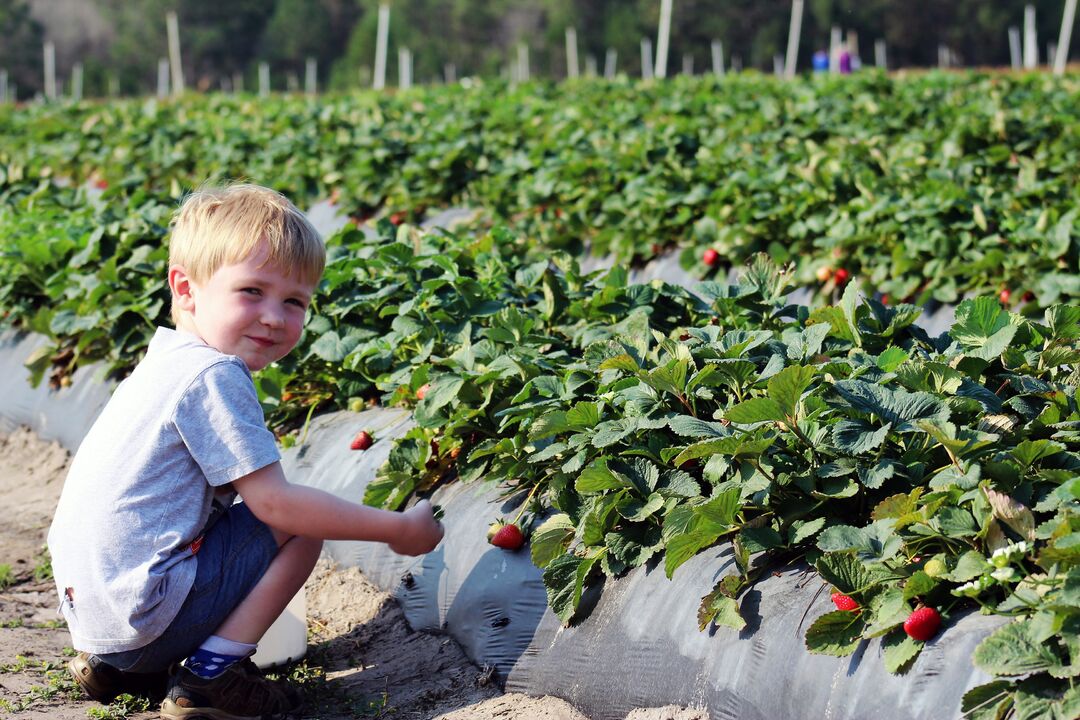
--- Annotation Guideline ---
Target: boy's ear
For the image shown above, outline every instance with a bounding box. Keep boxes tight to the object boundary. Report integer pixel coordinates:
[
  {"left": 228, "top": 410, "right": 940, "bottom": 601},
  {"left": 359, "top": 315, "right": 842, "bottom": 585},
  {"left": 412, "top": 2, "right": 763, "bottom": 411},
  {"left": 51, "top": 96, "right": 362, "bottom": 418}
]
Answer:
[{"left": 168, "top": 265, "right": 196, "bottom": 314}]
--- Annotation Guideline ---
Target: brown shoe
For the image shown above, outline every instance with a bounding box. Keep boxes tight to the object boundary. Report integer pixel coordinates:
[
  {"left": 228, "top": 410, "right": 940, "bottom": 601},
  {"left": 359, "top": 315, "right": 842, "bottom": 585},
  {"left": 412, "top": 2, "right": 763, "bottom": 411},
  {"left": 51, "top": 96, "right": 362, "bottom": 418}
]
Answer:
[
  {"left": 159, "top": 659, "right": 302, "bottom": 720},
  {"left": 67, "top": 652, "right": 169, "bottom": 703}
]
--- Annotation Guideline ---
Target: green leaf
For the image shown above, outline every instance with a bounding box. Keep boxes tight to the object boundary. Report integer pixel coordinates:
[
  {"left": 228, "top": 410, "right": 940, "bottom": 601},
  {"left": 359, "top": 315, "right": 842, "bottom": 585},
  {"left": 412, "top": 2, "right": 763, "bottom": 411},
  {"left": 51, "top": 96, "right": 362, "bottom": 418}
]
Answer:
[
  {"left": 833, "top": 380, "right": 950, "bottom": 431},
  {"left": 725, "top": 397, "right": 785, "bottom": 424},
  {"left": 668, "top": 415, "right": 731, "bottom": 439},
  {"left": 576, "top": 459, "right": 625, "bottom": 494},
  {"left": 816, "top": 551, "right": 885, "bottom": 595},
  {"left": 1013, "top": 675, "right": 1080, "bottom": 720},
  {"left": 542, "top": 551, "right": 600, "bottom": 624},
  {"left": 530, "top": 514, "right": 576, "bottom": 568},
  {"left": 973, "top": 620, "right": 1064, "bottom": 676},
  {"left": 882, "top": 631, "right": 923, "bottom": 674},
  {"left": 698, "top": 587, "right": 746, "bottom": 631},
  {"left": 876, "top": 347, "right": 910, "bottom": 372},
  {"left": 961, "top": 681, "right": 1015, "bottom": 720},
  {"left": 805, "top": 610, "right": 865, "bottom": 656},
  {"left": 767, "top": 364, "right": 816, "bottom": 419},
  {"left": 832, "top": 420, "right": 892, "bottom": 455},
  {"left": 565, "top": 402, "right": 601, "bottom": 429}
]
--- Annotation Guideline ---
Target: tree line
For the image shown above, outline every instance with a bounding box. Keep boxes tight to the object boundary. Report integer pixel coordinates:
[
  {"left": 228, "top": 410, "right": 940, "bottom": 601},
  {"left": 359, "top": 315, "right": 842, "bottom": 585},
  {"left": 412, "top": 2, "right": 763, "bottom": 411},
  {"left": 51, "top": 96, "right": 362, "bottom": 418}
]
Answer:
[{"left": 0, "top": 0, "right": 1073, "bottom": 99}]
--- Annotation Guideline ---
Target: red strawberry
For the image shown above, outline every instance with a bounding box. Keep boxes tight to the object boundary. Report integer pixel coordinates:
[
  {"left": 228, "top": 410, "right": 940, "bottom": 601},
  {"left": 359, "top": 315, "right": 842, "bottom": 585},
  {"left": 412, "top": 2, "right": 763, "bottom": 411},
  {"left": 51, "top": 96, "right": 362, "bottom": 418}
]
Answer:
[
  {"left": 350, "top": 430, "right": 374, "bottom": 451},
  {"left": 831, "top": 593, "right": 859, "bottom": 611},
  {"left": 833, "top": 268, "right": 850, "bottom": 285},
  {"left": 1021, "top": 290, "right": 1035, "bottom": 303},
  {"left": 416, "top": 383, "right": 431, "bottom": 400},
  {"left": 489, "top": 522, "right": 525, "bottom": 550},
  {"left": 389, "top": 212, "right": 405, "bottom": 225},
  {"left": 903, "top": 606, "right": 941, "bottom": 641},
  {"left": 703, "top": 248, "right": 720, "bottom": 267},
  {"left": 999, "top": 288, "right": 1012, "bottom": 305},
  {"left": 94, "top": 178, "right": 109, "bottom": 190}
]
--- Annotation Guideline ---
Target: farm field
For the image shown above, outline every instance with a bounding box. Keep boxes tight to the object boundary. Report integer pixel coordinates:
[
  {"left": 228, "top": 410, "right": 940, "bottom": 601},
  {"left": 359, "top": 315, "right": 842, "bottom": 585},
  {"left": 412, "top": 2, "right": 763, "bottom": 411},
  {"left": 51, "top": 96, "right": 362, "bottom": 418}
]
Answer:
[{"left": 1, "top": 72, "right": 1078, "bottom": 719}]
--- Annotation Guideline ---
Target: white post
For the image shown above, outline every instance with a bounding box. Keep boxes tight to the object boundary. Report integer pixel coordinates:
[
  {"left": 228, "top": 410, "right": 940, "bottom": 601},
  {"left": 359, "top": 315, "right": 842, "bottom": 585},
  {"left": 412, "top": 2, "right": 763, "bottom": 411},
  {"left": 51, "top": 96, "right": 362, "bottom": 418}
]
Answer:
[
  {"left": 711, "top": 40, "right": 725, "bottom": 75},
  {"left": 43, "top": 41, "right": 56, "bottom": 100},
  {"left": 773, "top": 54, "right": 784, "bottom": 76},
  {"left": 259, "top": 62, "right": 270, "bottom": 96},
  {"left": 874, "top": 39, "right": 887, "bottom": 69},
  {"left": 71, "top": 63, "right": 83, "bottom": 101},
  {"left": 655, "top": 0, "right": 673, "bottom": 79},
  {"left": 0, "top": 70, "right": 7, "bottom": 103},
  {"left": 682, "top": 53, "right": 694, "bottom": 75},
  {"left": 1054, "top": 0, "right": 1077, "bottom": 75},
  {"left": 399, "top": 48, "right": 412, "bottom": 89},
  {"left": 785, "top": 0, "right": 804, "bottom": 79},
  {"left": 829, "top": 25, "right": 842, "bottom": 72},
  {"left": 604, "top": 48, "right": 617, "bottom": 78},
  {"left": 1048, "top": 42, "right": 1058, "bottom": 68},
  {"left": 585, "top": 55, "right": 598, "bottom": 77},
  {"left": 305, "top": 57, "right": 317, "bottom": 95},
  {"left": 641, "top": 38, "right": 654, "bottom": 79},
  {"left": 1024, "top": 5, "right": 1038, "bottom": 68},
  {"left": 444, "top": 63, "right": 456, "bottom": 84},
  {"left": 166, "top": 11, "right": 184, "bottom": 95},
  {"left": 517, "top": 43, "right": 529, "bottom": 82},
  {"left": 373, "top": 4, "right": 390, "bottom": 89},
  {"left": 157, "top": 58, "right": 170, "bottom": 97},
  {"left": 1009, "top": 26, "right": 1023, "bottom": 69},
  {"left": 565, "top": 28, "right": 579, "bottom": 79}
]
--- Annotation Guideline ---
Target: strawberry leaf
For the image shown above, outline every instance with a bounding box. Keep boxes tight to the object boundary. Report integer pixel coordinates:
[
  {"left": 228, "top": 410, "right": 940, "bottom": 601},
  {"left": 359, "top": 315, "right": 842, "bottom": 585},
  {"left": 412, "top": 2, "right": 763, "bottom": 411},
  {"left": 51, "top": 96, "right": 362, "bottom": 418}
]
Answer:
[{"left": 805, "top": 610, "right": 865, "bottom": 656}]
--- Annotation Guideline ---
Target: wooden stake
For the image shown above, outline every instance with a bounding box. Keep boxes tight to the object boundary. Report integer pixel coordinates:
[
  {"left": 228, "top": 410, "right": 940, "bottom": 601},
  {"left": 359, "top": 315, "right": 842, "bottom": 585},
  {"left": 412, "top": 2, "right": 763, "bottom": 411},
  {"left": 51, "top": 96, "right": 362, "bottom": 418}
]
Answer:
[
  {"left": 655, "top": 0, "right": 673, "bottom": 79},
  {"left": 399, "top": 48, "right": 412, "bottom": 89},
  {"left": 517, "top": 43, "right": 529, "bottom": 82},
  {"left": 166, "top": 11, "right": 184, "bottom": 95},
  {"left": 43, "top": 41, "right": 56, "bottom": 100},
  {"left": 565, "top": 27, "right": 579, "bottom": 79},
  {"left": 305, "top": 57, "right": 317, "bottom": 95},
  {"left": 641, "top": 38, "right": 654, "bottom": 79},
  {"left": 1009, "top": 26, "right": 1022, "bottom": 69},
  {"left": 711, "top": 40, "right": 725, "bottom": 76},
  {"left": 1054, "top": 0, "right": 1077, "bottom": 75},
  {"left": 604, "top": 48, "right": 617, "bottom": 78},
  {"left": 374, "top": 4, "right": 390, "bottom": 89},
  {"left": 785, "top": 0, "right": 804, "bottom": 79},
  {"left": 157, "top": 58, "right": 170, "bottom": 97},
  {"left": 71, "top": 63, "right": 83, "bottom": 101},
  {"left": 1024, "top": 5, "right": 1038, "bottom": 69}
]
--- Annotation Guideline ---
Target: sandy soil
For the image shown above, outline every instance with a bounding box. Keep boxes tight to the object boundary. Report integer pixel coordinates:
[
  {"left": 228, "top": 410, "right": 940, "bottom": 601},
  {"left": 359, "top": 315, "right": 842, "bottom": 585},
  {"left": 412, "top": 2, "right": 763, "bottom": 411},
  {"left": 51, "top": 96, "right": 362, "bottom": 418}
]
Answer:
[{"left": 0, "top": 427, "right": 707, "bottom": 720}]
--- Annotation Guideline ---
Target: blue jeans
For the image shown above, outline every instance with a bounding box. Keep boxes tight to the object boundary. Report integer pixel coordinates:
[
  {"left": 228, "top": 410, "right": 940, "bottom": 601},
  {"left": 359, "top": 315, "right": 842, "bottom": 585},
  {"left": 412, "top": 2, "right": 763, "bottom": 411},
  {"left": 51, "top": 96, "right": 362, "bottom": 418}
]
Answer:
[{"left": 99, "top": 502, "right": 278, "bottom": 673}]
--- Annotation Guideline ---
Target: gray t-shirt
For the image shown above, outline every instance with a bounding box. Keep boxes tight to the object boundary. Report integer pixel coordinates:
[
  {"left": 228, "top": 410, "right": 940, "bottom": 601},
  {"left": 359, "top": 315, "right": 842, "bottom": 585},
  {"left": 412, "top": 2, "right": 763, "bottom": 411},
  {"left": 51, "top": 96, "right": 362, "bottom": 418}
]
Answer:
[{"left": 47, "top": 327, "right": 280, "bottom": 654}]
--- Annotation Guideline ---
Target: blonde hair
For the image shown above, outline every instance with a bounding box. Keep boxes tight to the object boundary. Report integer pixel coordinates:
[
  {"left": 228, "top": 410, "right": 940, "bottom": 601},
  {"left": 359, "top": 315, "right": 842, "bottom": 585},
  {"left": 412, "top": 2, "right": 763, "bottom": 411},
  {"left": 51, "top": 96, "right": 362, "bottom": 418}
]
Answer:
[{"left": 168, "top": 183, "right": 325, "bottom": 323}]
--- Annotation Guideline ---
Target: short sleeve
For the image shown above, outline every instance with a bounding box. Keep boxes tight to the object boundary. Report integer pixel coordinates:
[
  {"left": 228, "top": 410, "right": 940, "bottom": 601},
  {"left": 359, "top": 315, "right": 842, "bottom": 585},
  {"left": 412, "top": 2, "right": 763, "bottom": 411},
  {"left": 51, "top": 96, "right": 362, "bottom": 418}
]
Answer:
[{"left": 173, "top": 359, "right": 281, "bottom": 487}]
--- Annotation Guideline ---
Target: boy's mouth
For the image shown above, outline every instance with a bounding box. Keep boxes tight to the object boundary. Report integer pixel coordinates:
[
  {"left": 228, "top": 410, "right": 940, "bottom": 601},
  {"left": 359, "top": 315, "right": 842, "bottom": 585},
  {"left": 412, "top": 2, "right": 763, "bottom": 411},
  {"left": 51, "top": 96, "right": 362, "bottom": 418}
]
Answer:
[{"left": 247, "top": 336, "right": 275, "bottom": 348}]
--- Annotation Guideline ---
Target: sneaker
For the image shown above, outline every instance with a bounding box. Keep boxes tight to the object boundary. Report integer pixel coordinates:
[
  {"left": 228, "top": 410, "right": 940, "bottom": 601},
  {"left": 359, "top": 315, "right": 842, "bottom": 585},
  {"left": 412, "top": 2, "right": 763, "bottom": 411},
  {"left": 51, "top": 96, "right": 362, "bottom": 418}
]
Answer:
[
  {"left": 159, "top": 659, "right": 302, "bottom": 720},
  {"left": 67, "top": 652, "right": 169, "bottom": 703}
]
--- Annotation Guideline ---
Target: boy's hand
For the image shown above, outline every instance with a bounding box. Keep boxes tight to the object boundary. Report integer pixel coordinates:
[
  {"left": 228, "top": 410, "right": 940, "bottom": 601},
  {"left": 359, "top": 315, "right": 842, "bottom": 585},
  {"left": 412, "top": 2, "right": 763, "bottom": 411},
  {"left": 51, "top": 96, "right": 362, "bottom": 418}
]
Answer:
[{"left": 388, "top": 499, "right": 444, "bottom": 556}]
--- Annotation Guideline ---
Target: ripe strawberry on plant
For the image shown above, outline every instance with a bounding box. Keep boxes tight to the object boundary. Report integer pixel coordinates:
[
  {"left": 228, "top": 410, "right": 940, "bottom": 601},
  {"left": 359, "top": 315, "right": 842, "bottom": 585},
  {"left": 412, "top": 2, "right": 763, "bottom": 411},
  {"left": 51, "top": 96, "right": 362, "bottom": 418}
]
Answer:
[
  {"left": 831, "top": 592, "right": 859, "bottom": 611},
  {"left": 703, "top": 248, "right": 720, "bottom": 267},
  {"left": 999, "top": 288, "right": 1012, "bottom": 305},
  {"left": 389, "top": 212, "right": 405, "bottom": 225},
  {"left": 416, "top": 383, "right": 430, "bottom": 400},
  {"left": 833, "top": 268, "right": 850, "bottom": 285},
  {"left": 350, "top": 430, "right": 374, "bottom": 451},
  {"left": 903, "top": 606, "right": 941, "bottom": 641},
  {"left": 488, "top": 520, "right": 525, "bottom": 551}
]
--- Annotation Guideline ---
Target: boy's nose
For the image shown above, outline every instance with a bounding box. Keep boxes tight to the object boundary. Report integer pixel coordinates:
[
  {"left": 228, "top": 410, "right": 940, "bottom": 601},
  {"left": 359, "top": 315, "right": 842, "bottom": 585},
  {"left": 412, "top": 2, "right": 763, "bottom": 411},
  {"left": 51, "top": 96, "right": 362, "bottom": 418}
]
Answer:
[{"left": 261, "top": 307, "right": 286, "bottom": 328}]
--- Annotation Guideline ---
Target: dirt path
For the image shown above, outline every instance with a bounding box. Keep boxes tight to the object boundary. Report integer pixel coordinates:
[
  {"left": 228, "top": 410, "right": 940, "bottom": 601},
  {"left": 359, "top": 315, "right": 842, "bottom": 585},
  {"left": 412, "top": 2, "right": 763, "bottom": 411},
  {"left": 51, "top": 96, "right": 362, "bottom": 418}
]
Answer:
[{"left": 0, "top": 427, "right": 706, "bottom": 720}]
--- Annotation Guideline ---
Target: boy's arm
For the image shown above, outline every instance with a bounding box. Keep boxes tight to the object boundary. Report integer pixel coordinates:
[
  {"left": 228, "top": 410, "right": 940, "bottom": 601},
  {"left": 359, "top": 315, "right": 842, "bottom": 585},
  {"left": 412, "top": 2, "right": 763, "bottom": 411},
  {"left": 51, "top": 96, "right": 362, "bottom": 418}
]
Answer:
[{"left": 232, "top": 461, "right": 443, "bottom": 555}]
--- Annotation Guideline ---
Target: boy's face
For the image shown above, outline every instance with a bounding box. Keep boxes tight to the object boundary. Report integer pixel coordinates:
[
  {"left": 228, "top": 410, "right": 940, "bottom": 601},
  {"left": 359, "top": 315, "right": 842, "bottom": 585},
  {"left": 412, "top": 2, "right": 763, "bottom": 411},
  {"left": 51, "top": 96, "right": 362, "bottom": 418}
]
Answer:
[{"left": 170, "top": 242, "right": 315, "bottom": 371}]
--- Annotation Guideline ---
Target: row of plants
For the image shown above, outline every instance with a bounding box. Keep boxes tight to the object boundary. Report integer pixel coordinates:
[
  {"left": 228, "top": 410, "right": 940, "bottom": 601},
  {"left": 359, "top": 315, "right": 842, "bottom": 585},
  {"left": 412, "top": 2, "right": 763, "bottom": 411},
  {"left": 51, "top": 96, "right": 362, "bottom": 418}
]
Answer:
[
  {"left": 2, "top": 181, "right": 1076, "bottom": 717},
  {"left": 2, "top": 71, "right": 1079, "bottom": 308}
]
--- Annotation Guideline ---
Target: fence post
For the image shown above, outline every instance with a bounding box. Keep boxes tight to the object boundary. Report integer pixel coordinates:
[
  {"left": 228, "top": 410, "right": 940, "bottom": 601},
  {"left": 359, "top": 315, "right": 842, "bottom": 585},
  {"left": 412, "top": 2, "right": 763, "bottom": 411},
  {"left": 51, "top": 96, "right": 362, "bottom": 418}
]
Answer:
[
  {"left": 566, "top": 28, "right": 580, "bottom": 79},
  {"left": 604, "top": 48, "right": 617, "bottom": 78},
  {"left": 874, "top": 39, "right": 887, "bottom": 69},
  {"left": 71, "top": 63, "right": 83, "bottom": 101},
  {"left": 305, "top": 57, "right": 317, "bottom": 95},
  {"left": 711, "top": 41, "right": 725, "bottom": 76},
  {"left": 373, "top": 4, "right": 390, "bottom": 89},
  {"left": 517, "top": 43, "right": 529, "bottom": 82},
  {"left": 399, "top": 48, "right": 412, "bottom": 89},
  {"left": 1024, "top": 5, "right": 1038, "bottom": 69},
  {"left": 785, "top": 0, "right": 804, "bottom": 79},
  {"left": 1054, "top": 0, "right": 1077, "bottom": 75},
  {"left": 166, "top": 11, "right": 184, "bottom": 95},
  {"left": 259, "top": 62, "right": 270, "bottom": 97},
  {"left": 641, "top": 38, "right": 654, "bottom": 79},
  {"left": 655, "top": 0, "right": 673, "bottom": 79},
  {"left": 43, "top": 41, "right": 56, "bottom": 100}
]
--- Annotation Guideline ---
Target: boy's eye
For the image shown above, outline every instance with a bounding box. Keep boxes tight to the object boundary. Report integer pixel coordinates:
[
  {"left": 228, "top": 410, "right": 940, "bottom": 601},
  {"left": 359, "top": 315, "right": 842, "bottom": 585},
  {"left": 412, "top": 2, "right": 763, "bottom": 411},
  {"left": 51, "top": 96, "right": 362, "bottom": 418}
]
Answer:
[
  {"left": 242, "top": 287, "right": 262, "bottom": 296},
  {"left": 286, "top": 298, "right": 307, "bottom": 308}
]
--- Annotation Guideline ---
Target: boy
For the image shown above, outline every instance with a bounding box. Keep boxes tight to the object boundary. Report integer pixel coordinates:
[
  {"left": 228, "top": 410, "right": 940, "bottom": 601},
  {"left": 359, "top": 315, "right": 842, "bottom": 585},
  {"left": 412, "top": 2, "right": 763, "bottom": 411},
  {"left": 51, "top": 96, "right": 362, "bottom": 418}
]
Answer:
[{"left": 47, "top": 184, "right": 443, "bottom": 719}]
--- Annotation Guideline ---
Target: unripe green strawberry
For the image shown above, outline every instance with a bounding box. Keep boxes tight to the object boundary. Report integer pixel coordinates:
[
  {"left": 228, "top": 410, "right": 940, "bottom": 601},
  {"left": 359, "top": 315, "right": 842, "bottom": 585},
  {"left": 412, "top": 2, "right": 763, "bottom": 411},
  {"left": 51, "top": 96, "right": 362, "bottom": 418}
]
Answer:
[{"left": 923, "top": 558, "right": 947, "bottom": 577}]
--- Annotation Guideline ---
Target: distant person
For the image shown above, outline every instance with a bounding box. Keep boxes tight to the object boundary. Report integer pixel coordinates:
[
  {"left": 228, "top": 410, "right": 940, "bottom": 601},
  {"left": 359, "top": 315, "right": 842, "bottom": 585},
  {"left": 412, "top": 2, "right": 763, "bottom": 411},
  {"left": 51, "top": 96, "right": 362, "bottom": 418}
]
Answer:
[
  {"left": 813, "top": 50, "right": 830, "bottom": 73},
  {"left": 48, "top": 183, "right": 444, "bottom": 719},
  {"left": 839, "top": 49, "right": 853, "bottom": 74}
]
